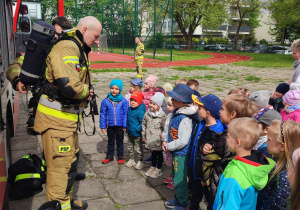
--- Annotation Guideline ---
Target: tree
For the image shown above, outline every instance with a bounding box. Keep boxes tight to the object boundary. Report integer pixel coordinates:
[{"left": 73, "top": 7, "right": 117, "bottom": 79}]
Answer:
[
  {"left": 228, "top": 0, "right": 262, "bottom": 50},
  {"left": 268, "top": 0, "right": 300, "bottom": 45},
  {"left": 172, "top": 0, "right": 227, "bottom": 50}
]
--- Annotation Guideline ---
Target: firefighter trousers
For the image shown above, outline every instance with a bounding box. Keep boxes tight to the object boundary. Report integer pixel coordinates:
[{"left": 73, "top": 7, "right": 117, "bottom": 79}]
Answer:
[
  {"left": 136, "top": 58, "right": 143, "bottom": 79},
  {"left": 42, "top": 129, "right": 79, "bottom": 210}
]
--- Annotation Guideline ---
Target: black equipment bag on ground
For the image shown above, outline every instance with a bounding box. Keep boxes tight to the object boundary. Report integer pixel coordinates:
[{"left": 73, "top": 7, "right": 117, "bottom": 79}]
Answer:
[
  {"left": 8, "top": 154, "right": 46, "bottom": 200},
  {"left": 38, "top": 200, "right": 61, "bottom": 210},
  {"left": 19, "top": 21, "right": 55, "bottom": 85}
]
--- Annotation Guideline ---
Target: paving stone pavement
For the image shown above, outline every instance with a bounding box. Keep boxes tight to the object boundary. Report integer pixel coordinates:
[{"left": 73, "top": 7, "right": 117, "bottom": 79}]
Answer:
[{"left": 9, "top": 93, "right": 208, "bottom": 210}]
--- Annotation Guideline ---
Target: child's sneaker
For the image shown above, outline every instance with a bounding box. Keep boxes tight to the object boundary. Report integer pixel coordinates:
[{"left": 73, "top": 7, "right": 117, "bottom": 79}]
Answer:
[
  {"left": 163, "top": 174, "right": 173, "bottom": 184},
  {"left": 165, "top": 199, "right": 178, "bottom": 209},
  {"left": 126, "top": 159, "right": 136, "bottom": 167},
  {"left": 144, "top": 155, "right": 152, "bottom": 163},
  {"left": 118, "top": 158, "right": 125, "bottom": 164},
  {"left": 166, "top": 181, "right": 175, "bottom": 189},
  {"left": 149, "top": 168, "right": 162, "bottom": 178},
  {"left": 173, "top": 205, "right": 188, "bottom": 210},
  {"left": 102, "top": 156, "right": 114, "bottom": 164},
  {"left": 145, "top": 166, "right": 156, "bottom": 176},
  {"left": 134, "top": 161, "right": 144, "bottom": 170}
]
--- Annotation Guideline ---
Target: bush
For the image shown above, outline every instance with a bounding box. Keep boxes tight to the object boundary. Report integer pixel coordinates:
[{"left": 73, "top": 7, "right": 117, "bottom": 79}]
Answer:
[
  {"left": 259, "top": 39, "right": 268, "bottom": 45},
  {"left": 145, "top": 33, "right": 166, "bottom": 48}
]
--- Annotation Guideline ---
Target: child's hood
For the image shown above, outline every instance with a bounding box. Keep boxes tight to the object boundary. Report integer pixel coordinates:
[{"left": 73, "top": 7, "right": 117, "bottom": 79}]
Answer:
[
  {"left": 207, "top": 119, "right": 227, "bottom": 134},
  {"left": 176, "top": 104, "right": 197, "bottom": 116},
  {"left": 232, "top": 150, "right": 275, "bottom": 190}
]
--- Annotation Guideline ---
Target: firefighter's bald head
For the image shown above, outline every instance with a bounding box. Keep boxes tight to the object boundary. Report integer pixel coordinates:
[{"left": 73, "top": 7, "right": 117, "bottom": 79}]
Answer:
[{"left": 77, "top": 16, "right": 102, "bottom": 47}]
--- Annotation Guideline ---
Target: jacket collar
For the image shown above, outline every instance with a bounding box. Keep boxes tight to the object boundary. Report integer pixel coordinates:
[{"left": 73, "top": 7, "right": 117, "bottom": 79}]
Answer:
[{"left": 75, "top": 30, "right": 91, "bottom": 54}]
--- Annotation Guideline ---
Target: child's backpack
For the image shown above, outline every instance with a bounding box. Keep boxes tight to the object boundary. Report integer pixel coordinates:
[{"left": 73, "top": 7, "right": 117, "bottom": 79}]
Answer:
[{"left": 8, "top": 154, "right": 46, "bottom": 200}]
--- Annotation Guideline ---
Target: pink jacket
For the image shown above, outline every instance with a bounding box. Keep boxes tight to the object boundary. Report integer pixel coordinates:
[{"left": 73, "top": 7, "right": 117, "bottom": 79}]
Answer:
[
  {"left": 280, "top": 109, "right": 300, "bottom": 124},
  {"left": 142, "top": 89, "right": 154, "bottom": 110}
]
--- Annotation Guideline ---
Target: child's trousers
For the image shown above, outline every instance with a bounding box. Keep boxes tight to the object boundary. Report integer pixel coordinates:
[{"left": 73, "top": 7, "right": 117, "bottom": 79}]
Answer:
[
  {"left": 107, "top": 126, "right": 124, "bottom": 159},
  {"left": 172, "top": 155, "right": 188, "bottom": 208},
  {"left": 127, "top": 135, "right": 143, "bottom": 161}
]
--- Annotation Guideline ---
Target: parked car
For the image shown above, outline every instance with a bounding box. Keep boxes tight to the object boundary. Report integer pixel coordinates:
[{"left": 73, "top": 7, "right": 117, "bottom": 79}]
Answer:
[
  {"left": 225, "top": 44, "right": 233, "bottom": 51},
  {"left": 251, "top": 45, "right": 267, "bottom": 53},
  {"left": 215, "top": 44, "right": 226, "bottom": 51},
  {"left": 265, "top": 45, "right": 292, "bottom": 55},
  {"left": 238, "top": 45, "right": 252, "bottom": 52},
  {"left": 204, "top": 45, "right": 216, "bottom": 51}
]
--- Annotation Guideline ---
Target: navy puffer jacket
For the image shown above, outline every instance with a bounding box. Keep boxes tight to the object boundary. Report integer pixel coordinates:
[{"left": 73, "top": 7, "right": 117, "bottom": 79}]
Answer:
[
  {"left": 126, "top": 103, "right": 146, "bottom": 137},
  {"left": 100, "top": 97, "right": 129, "bottom": 128},
  {"left": 256, "top": 167, "right": 291, "bottom": 210}
]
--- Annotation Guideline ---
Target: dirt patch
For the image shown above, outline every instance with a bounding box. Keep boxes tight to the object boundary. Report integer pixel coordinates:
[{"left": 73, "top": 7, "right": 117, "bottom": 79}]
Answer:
[{"left": 92, "top": 64, "right": 292, "bottom": 101}]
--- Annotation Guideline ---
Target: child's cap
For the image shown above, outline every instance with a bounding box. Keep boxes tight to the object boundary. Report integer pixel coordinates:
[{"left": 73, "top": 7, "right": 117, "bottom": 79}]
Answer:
[
  {"left": 252, "top": 108, "right": 282, "bottom": 126},
  {"left": 192, "top": 94, "right": 222, "bottom": 119},
  {"left": 282, "top": 90, "right": 300, "bottom": 106},
  {"left": 276, "top": 83, "right": 289, "bottom": 95},
  {"left": 163, "top": 83, "right": 173, "bottom": 93},
  {"left": 130, "top": 91, "right": 144, "bottom": 105},
  {"left": 249, "top": 90, "right": 270, "bottom": 110},
  {"left": 150, "top": 92, "right": 165, "bottom": 108},
  {"left": 153, "top": 87, "right": 165, "bottom": 95},
  {"left": 145, "top": 75, "right": 158, "bottom": 87},
  {"left": 193, "top": 90, "right": 201, "bottom": 98},
  {"left": 110, "top": 79, "right": 123, "bottom": 93},
  {"left": 131, "top": 78, "right": 143, "bottom": 87},
  {"left": 166, "top": 84, "right": 193, "bottom": 103}
]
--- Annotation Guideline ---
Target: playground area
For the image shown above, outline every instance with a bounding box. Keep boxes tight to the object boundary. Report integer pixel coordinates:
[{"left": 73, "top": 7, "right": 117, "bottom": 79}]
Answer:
[{"left": 89, "top": 51, "right": 252, "bottom": 69}]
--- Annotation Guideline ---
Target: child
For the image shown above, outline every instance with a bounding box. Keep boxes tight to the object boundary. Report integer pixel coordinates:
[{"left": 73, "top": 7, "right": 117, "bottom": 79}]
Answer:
[
  {"left": 214, "top": 118, "right": 275, "bottom": 210},
  {"left": 143, "top": 75, "right": 158, "bottom": 110},
  {"left": 250, "top": 90, "right": 272, "bottom": 112},
  {"left": 162, "top": 97, "right": 175, "bottom": 189},
  {"left": 288, "top": 147, "right": 300, "bottom": 210},
  {"left": 142, "top": 92, "right": 166, "bottom": 178},
  {"left": 280, "top": 90, "right": 300, "bottom": 123},
  {"left": 256, "top": 120, "right": 299, "bottom": 209},
  {"left": 153, "top": 87, "right": 168, "bottom": 114},
  {"left": 124, "top": 78, "right": 143, "bottom": 103},
  {"left": 252, "top": 109, "right": 282, "bottom": 157},
  {"left": 126, "top": 91, "right": 146, "bottom": 169},
  {"left": 100, "top": 79, "right": 129, "bottom": 164},
  {"left": 175, "top": 78, "right": 187, "bottom": 87},
  {"left": 269, "top": 83, "right": 289, "bottom": 113},
  {"left": 289, "top": 39, "right": 300, "bottom": 90},
  {"left": 228, "top": 88, "right": 249, "bottom": 96},
  {"left": 163, "top": 83, "right": 173, "bottom": 96},
  {"left": 162, "top": 84, "right": 197, "bottom": 210},
  {"left": 188, "top": 94, "right": 229, "bottom": 210},
  {"left": 220, "top": 94, "right": 257, "bottom": 125},
  {"left": 186, "top": 79, "right": 199, "bottom": 91}
]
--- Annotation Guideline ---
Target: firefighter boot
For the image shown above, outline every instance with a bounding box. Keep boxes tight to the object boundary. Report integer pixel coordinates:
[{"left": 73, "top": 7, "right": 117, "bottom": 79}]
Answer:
[{"left": 71, "top": 200, "right": 88, "bottom": 210}]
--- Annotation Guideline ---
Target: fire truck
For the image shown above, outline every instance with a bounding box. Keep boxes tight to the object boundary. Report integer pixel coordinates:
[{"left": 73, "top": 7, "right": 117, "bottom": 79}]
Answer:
[{"left": 0, "top": 0, "right": 64, "bottom": 208}]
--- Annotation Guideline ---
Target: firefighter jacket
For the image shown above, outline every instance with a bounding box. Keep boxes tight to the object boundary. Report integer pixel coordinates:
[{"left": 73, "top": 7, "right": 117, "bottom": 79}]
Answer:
[
  {"left": 34, "top": 30, "right": 91, "bottom": 132},
  {"left": 6, "top": 55, "right": 24, "bottom": 90},
  {"left": 134, "top": 42, "right": 144, "bottom": 60}
]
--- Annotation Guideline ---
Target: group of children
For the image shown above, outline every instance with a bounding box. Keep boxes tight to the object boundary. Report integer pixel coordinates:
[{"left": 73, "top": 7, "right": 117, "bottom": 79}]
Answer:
[{"left": 99, "top": 73, "right": 300, "bottom": 210}]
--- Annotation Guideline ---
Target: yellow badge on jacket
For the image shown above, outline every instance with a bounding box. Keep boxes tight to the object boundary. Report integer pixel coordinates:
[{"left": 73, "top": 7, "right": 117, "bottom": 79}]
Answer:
[{"left": 59, "top": 146, "right": 71, "bottom": 153}]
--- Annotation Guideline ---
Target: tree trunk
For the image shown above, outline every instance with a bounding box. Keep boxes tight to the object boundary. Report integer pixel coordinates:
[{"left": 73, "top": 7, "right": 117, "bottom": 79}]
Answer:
[
  {"left": 234, "top": 20, "right": 243, "bottom": 51},
  {"left": 186, "top": 34, "right": 193, "bottom": 50},
  {"left": 281, "top": 27, "right": 285, "bottom": 46}
]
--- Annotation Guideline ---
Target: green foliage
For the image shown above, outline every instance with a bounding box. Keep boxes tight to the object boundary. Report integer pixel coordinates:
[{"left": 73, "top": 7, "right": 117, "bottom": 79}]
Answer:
[
  {"left": 145, "top": 33, "right": 166, "bottom": 48},
  {"left": 268, "top": 0, "right": 300, "bottom": 44},
  {"left": 171, "top": 65, "right": 216, "bottom": 71},
  {"left": 259, "top": 39, "right": 268, "bottom": 45},
  {"left": 91, "top": 68, "right": 147, "bottom": 73},
  {"left": 245, "top": 75, "right": 261, "bottom": 82},
  {"left": 207, "top": 36, "right": 229, "bottom": 44}
]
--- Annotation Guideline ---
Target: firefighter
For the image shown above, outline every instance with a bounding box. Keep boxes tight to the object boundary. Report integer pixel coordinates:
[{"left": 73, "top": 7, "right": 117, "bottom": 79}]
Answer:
[
  {"left": 134, "top": 37, "right": 144, "bottom": 79},
  {"left": 8, "top": 16, "right": 102, "bottom": 210}
]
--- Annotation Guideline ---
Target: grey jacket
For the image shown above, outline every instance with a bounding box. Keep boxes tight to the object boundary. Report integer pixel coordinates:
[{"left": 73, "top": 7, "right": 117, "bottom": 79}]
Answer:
[
  {"left": 142, "top": 109, "right": 166, "bottom": 151},
  {"left": 290, "top": 59, "right": 300, "bottom": 90}
]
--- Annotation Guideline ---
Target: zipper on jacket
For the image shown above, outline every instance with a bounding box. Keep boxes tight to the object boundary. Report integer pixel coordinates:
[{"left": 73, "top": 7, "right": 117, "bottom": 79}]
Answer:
[
  {"left": 114, "top": 105, "right": 116, "bottom": 126},
  {"left": 218, "top": 191, "right": 224, "bottom": 210}
]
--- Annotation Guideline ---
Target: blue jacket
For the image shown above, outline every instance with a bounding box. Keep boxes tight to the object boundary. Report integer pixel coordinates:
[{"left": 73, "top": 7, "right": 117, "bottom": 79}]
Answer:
[
  {"left": 213, "top": 151, "right": 275, "bottom": 210},
  {"left": 126, "top": 103, "right": 146, "bottom": 137},
  {"left": 167, "top": 108, "right": 197, "bottom": 156},
  {"left": 99, "top": 97, "right": 129, "bottom": 129},
  {"left": 256, "top": 167, "right": 291, "bottom": 210}
]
